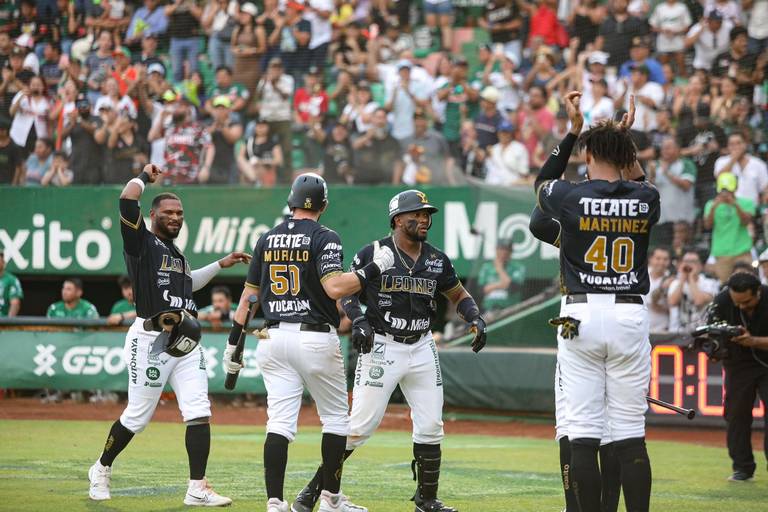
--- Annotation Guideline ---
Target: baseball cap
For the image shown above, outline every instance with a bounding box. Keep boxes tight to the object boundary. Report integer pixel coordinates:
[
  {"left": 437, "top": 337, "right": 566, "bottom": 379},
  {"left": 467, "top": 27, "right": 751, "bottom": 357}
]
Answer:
[
  {"left": 397, "top": 59, "right": 413, "bottom": 70},
  {"left": 452, "top": 55, "right": 468, "bottom": 67},
  {"left": 708, "top": 9, "right": 723, "bottom": 21},
  {"left": 588, "top": 51, "right": 609, "bottom": 66},
  {"left": 306, "top": 65, "right": 320, "bottom": 76},
  {"left": 503, "top": 50, "right": 519, "bottom": 67},
  {"left": 10, "top": 46, "right": 25, "bottom": 57},
  {"left": 630, "top": 63, "right": 650, "bottom": 75},
  {"left": 240, "top": 2, "right": 258, "bottom": 16},
  {"left": 630, "top": 35, "right": 651, "bottom": 48},
  {"left": 357, "top": 80, "right": 371, "bottom": 91},
  {"left": 716, "top": 172, "right": 738, "bottom": 192},
  {"left": 497, "top": 238, "right": 513, "bottom": 250},
  {"left": 268, "top": 56, "right": 283, "bottom": 67},
  {"left": 147, "top": 62, "right": 165, "bottom": 76},
  {"left": 480, "top": 86, "right": 500, "bottom": 103},
  {"left": 75, "top": 92, "right": 90, "bottom": 109},
  {"left": 113, "top": 46, "right": 131, "bottom": 59},
  {"left": 498, "top": 120, "right": 515, "bottom": 133},
  {"left": 286, "top": 0, "right": 305, "bottom": 11},
  {"left": 212, "top": 95, "right": 232, "bottom": 108},
  {"left": 479, "top": 43, "right": 492, "bottom": 52}
]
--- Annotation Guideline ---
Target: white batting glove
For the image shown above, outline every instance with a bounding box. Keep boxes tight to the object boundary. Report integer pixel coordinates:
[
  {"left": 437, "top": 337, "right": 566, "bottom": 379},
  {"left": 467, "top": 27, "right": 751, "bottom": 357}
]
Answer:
[
  {"left": 372, "top": 240, "right": 394, "bottom": 273},
  {"left": 223, "top": 344, "right": 243, "bottom": 374}
]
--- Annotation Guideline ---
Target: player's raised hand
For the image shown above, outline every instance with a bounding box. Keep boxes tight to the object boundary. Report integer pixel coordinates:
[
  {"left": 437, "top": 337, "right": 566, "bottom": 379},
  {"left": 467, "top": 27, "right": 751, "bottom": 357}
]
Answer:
[
  {"left": 619, "top": 94, "right": 636, "bottom": 131},
  {"left": 470, "top": 316, "right": 487, "bottom": 353},
  {"left": 563, "top": 91, "right": 583, "bottom": 135},
  {"left": 142, "top": 164, "right": 163, "bottom": 183},
  {"left": 218, "top": 251, "right": 252, "bottom": 268},
  {"left": 372, "top": 240, "right": 394, "bottom": 273}
]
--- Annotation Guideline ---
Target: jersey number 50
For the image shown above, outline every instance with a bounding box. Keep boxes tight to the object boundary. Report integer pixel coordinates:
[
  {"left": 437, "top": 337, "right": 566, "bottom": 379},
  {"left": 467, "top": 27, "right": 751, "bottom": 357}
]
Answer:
[
  {"left": 584, "top": 236, "right": 634, "bottom": 273},
  {"left": 270, "top": 264, "right": 301, "bottom": 295}
]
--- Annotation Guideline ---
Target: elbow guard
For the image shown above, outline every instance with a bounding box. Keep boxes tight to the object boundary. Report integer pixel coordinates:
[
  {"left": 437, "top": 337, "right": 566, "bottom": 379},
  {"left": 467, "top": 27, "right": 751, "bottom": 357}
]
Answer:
[{"left": 457, "top": 297, "right": 480, "bottom": 323}]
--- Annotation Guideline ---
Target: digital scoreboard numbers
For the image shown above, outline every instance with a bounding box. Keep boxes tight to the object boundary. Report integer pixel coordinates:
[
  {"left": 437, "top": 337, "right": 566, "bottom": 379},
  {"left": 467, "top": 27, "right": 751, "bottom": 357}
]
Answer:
[{"left": 648, "top": 336, "right": 765, "bottom": 427}]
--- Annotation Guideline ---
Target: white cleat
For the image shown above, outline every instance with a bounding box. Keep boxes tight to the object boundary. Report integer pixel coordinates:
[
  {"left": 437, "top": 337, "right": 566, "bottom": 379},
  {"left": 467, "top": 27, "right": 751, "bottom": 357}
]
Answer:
[
  {"left": 318, "top": 490, "right": 367, "bottom": 512},
  {"left": 88, "top": 461, "right": 112, "bottom": 501},
  {"left": 183, "top": 477, "right": 233, "bottom": 507},
  {"left": 267, "top": 497, "right": 290, "bottom": 512}
]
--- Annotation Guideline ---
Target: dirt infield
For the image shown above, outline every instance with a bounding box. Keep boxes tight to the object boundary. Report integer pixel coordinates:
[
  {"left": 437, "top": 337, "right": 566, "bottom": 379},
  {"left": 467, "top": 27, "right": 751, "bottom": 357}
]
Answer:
[{"left": 0, "top": 397, "right": 754, "bottom": 448}]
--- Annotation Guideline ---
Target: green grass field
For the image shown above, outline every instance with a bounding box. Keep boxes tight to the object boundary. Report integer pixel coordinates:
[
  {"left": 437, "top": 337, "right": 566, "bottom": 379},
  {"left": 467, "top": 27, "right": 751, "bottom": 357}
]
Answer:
[{"left": 0, "top": 419, "right": 765, "bottom": 512}]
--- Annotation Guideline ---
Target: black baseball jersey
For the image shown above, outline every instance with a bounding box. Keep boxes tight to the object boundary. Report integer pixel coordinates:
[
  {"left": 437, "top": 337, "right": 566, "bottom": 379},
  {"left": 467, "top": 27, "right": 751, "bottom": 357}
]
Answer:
[
  {"left": 246, "top": 218, "right": 344, "bottom": 326},
  {"left": 537, "top": 179, "right": 660, "bottom": 295},
  {"left": 351, "top": 237, "right": 461, "bottom": 337},
  {"left": 119, "top": 199, "right": 195, "bottom": 319}
]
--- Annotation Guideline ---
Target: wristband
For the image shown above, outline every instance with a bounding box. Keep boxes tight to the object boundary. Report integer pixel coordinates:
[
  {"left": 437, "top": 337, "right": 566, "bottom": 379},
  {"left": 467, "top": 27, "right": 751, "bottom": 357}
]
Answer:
[
  {"left": 354, "top": 261, "right": 382, "bottom": 288},
  {"left": 228, "top": 320, "right": 244, "bottom": 346},
  {"left": 128, "top": 177, "right": 145, "bottom": 192},
  {"left": 456, "top": 296, "right": 480, "bottom": 322},
  {"left": 137, "top": 171, "right": 150, "bottom": 183}
]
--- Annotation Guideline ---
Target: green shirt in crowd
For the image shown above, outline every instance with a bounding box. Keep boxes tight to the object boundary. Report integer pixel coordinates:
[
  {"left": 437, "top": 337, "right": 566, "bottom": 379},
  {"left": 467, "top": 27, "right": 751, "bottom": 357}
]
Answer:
[
  {"left": 110, "top": 299, "right": 136, "bottom": 315},
  {"left": 477, "top": 260, "right": 527, "bottom": 311},
  {"left": 47, "top": 300, "right": 100, "bottom": 319},
  {"left": 440, "top": 82, "right": 476, "bottom": 142},
  {"left": 0, "top": 272, "right": 23, "bottom": 316},
  {"left": 704, "top": 197, "right": 756, "bottom": 257}
]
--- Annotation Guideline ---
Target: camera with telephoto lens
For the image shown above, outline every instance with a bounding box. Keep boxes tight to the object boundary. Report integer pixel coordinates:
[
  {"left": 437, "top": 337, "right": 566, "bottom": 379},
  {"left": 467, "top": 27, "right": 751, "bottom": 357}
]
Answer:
[{"left": 690, "top": 322, "right": 744, "bottom": 361}]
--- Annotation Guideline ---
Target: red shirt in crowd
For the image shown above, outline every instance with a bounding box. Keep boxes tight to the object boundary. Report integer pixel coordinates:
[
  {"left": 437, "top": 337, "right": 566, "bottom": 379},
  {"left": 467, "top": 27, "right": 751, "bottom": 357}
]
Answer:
[{"left": 527, "top": 5, "right": 569, "bottom": 47}]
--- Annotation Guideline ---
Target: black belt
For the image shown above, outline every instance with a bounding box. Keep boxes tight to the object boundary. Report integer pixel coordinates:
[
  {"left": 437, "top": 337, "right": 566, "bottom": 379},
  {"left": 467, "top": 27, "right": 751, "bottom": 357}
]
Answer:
[
  {"left": 566, "top": 294, "right": 644, "bottom": 305},
  {"left": 373, "top": 329, "right": 423, "bottom": 345},
  {"left": 265, "top": 320, "right": 331, "bottom": 333}
]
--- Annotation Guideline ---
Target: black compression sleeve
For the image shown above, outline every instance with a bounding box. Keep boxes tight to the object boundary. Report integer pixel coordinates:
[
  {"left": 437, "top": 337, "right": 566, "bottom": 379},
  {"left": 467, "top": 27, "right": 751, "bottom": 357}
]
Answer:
[
  {"left": 119, "top": 198, "right": 144, "bottom": 256},
  {"left": 456, "top": 297, "right": 480, "bottom": 322},
  {"left": 534, "top": 132, "right": 578, "bottom": 190},
  {"left": 227, "top": 320, "right": 243, "bottom": 346},
  {"left": 340, "top": 294, "right": 364, "bottom": 321}
]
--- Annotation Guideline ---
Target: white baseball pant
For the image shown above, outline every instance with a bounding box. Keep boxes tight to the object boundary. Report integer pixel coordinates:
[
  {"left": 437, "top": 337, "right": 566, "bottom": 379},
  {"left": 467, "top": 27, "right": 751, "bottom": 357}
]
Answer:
[
  {"left": 348, "top": 332, "right": 444, "bottom": 449},
  {"left": 556, "top": 295, "right": 651, "bottom": 442},
  {"left": 256, "top": 322, "right": 349, "bottom": 442},
  {"left": 119, "top": 318, "right": 211, "bottom": 433}
]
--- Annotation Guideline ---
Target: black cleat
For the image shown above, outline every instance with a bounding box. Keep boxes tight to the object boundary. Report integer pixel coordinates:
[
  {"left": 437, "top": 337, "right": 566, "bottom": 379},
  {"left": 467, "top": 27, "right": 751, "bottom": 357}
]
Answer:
[
  {"left": 727, "top": 471, "right": 754, "bottom": 482},
  {"left": 414, "top": 498, "right": 458, "bottom": 512},
  {"left": 291, "top": 482, "right": 322, "bottom": 512}
]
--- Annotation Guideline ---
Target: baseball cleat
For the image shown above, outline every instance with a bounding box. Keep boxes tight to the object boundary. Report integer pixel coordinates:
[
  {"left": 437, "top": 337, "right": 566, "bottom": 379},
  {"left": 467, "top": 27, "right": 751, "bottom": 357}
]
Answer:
[
  {"left": 183, "top": 477, "right": 232, "bottom": 506},
  {"left": 414, "top": 497, "right": 458, "bottom": 512},
  {"left": 727, "top": 471, "right": 754, "bottom": 482},
  {"left": 317, "top": 490, "right": 367, "bottom": 512},
  {"left": 267, "top": 498, "right": 290, "bottom": 512},
  {"left": 88, "top": 462, "right": 112, "bottom": 501},
  {"left": 291, "top": 481, "right": 321, "bottom": 512}
]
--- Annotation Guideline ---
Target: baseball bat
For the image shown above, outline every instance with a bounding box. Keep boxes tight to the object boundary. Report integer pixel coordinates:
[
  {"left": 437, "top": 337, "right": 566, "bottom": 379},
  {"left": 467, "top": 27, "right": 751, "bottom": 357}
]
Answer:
[
  {"left": 224, "top": 294, "right": 259, "bottom": 391},
  {"left": 646, "top": 396, "right": 696, "bottom": 420}
]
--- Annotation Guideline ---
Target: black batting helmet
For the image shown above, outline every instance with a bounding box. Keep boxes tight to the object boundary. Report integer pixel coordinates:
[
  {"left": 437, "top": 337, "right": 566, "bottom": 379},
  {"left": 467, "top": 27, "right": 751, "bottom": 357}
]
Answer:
[
  {"left": 287, "top": 172, "right": 328, "bottom": 212},
  {"left": 388, "top": 189, "right": 438, "bottom": 228}
]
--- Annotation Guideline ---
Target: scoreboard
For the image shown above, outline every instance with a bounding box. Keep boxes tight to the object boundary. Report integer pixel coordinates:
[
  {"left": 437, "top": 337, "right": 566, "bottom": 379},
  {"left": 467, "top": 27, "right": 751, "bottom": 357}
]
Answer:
[{"left": 648, "top": 334, "right": 765, "bottom": 427}]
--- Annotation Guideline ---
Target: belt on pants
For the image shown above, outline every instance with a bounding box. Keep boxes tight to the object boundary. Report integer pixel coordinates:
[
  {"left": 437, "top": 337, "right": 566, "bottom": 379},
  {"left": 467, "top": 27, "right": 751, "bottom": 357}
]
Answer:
[
  {"left": 264, "top": 321, "right": 331, "bottom": 333},
  {"left": 373, "top": 329, "right": 423, "bottom": 345},
  {"left": 565, "top": 294, "right": 644, "bottom": 305}
]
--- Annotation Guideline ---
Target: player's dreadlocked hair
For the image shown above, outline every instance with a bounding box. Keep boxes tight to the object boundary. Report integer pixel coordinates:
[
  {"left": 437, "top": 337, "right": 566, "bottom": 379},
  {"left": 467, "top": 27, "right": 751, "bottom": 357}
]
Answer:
[{"left": 577, "top": 120, "right": 637, "bottom": 172}]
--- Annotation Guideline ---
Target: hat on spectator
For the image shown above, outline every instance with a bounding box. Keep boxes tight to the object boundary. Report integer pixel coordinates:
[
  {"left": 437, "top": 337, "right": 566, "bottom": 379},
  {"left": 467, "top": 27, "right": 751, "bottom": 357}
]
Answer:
[
  {"left": 479, "top": 43, "right": 492, "bottom": 52},
  {"left": 630, "top": 35, "right": 652, "bottom": 48},
  {"left": 708, "top": 9, "right": 723, "bottom": 21},
  {"left": 142, "top": 31, "right": 158, "bottom": 39},
  {"left": 14, "top": 33, "right": 33, "bottom": 49},
  {"left": 498, "top": 120, "right": 515, "bottom": 132},
  {"left": 10, "top": 46, "right": 24, "bottom": 57},
  {"left": 240, "top": 2, "right": 258, "bottom": 16},
  {"left": 497, "top": 238, "right": 513, "bottom": 250},
  {"left": 397, "top": 59, "right": 413, "bottom": 70},
  {"left": 147, "top": 62, "right": 165, "bottom": 76},
  {"left": 286, "top": 0, "right": 305, "bottom": 11},
  {"left": 716, "top": 172, "right": 738, "bottom": 192},
  {"left": 306, "top": 65, "right": 321, "bottom": 76},
  {"left": 480, "top": 86, "right": 500, "bottom": 103},
  {"left": 630, "top": 63, "right": 650, "bottom": 75},
  {"left": 357, "top": 80, "right": 371, "bottom": 90},
  {"left": 451, "top": 55, "right": 468, "bottom": 67},
  {"left": 268, "top": 56, "right": 283, "bottom": 67},
  {"left": 503, "top": 50, "right": 519, "bottom": 67},
  {"left": 113, "top": 46, "right": 131, "bottom": 59},
  {"left": 212, "top": 95, "right": 233, "bottom": 108},
  {"left": 588, "top": 51, "right": 609, "bottom": 66},
  {"left": 75, "top": 92, "right": 90, "bottom": 109},
  {"left": 730, "top": 26, "right": 748, "bottom": 42}
]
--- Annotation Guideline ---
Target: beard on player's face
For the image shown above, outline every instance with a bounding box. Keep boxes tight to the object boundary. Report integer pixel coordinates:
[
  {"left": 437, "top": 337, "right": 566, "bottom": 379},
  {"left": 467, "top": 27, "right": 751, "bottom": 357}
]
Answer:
[
  {"left": 398, "top": 215, "right": 429, "bottom": 242},
  {"left": 152, "top": 209, "right": 183, "bottom": 239}
]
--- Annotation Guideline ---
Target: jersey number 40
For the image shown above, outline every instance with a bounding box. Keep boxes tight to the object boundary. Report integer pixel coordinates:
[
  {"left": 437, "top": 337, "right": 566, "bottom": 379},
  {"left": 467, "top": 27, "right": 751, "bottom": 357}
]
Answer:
[
  {"left": 270, "top": 264, "right": 302, "bottom": 295},
  {"left": 584, "top": 236, "right": 634, "bottom": 274}
]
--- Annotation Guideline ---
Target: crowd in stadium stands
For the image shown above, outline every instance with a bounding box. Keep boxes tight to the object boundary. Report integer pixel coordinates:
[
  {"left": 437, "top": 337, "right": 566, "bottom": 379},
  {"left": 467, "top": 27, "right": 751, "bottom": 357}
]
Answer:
[{"left": 0, "top": 0, "right": 768, "bottom": 333}]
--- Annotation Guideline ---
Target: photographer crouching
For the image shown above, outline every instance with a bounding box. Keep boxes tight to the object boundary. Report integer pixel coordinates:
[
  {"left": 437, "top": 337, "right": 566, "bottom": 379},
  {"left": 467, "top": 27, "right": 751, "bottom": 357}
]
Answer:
[{"left": 704, "top": 271, "right": 768, "bottom": 482}]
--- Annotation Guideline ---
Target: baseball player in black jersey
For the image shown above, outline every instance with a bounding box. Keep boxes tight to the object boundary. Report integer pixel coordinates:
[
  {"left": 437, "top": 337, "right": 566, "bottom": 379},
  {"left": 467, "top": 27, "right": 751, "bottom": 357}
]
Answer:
[
  {"left": 529, "top": 94, "right": 647, "bottom": 512},
  {"left": 291, "top": 190, "right": 487, "bottom": 512},
  {"left": 534, "top": 92, "right": 660, "bottom": 512},
  {"left": 88, "top": 164, "right": 250, "bottom": 506},
  {"left": 224, "top": 173, "right": 395, "bottom": 512}
]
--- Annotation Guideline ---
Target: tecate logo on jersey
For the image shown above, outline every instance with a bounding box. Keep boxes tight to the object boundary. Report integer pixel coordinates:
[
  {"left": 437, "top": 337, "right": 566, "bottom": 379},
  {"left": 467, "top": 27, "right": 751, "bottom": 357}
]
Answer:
[
  {"left": 266, "top": 233, "right": 311, "bottom": 249},
  {"left": 578, "top": 198, "right": 649, "bottom": 217}
]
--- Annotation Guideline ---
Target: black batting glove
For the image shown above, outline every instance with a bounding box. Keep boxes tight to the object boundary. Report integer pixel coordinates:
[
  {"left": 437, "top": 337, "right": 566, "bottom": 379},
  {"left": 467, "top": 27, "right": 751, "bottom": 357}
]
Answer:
[
  {"left": 470, "top": 316, "right": 487, "bottom": 353},
  {"left": 351, "top": 316, "right": 374, "bottom": 354}
]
